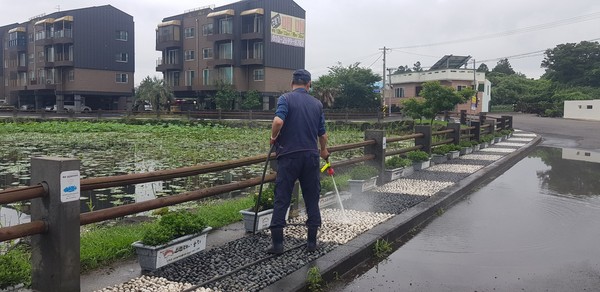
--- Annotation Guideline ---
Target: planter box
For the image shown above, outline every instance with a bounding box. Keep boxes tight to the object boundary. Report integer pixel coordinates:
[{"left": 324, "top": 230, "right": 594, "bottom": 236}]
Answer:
[
  {"left": 494, "top": 137, "right": 502, "bottom": 143},
  {"left": 447, "top": 150, "right": 460, "bottom": 160},
  {"left": 412, "top": 160, "right": 430, "bottom": 171},
  {"left": 480, "top": 142, "right": 488, "bottom": 149},
  {"left": 0, "top": 284, "right": 25, "bottom": 292},
  {"left": 132, "top": 227, "right": 212, "bottom": 271},
  {"left": 348, "top": 176, "right": 378, "bottom": 193},
  {"left": 402, "top": 165, "right": 414, "bottom": 177},
  {"left": 239, "top": 208, "right": 289, "bottom": 233},
  {"left": 460, "top": 147, "right": 472, "bottom": 155},
  {"left": 431, "top": 154, "right": 447, "bottom": 165},
  {"left": 319, "top": 191, "right": 352, "bottom": 208},
  {"left": 384, "top": 167, "right": 405, "bottom": 182},
  {"left": 472, "top": 144, "right": 480, "bottom": 151}
]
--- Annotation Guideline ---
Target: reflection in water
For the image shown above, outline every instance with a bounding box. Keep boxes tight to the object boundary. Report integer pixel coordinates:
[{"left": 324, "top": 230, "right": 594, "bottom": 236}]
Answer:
[
  {"left": 335, "top": 146, "right": 600, "bottom": 291},
  {"left": 531, "top": 147, "right": 600, "bottom": 197}
]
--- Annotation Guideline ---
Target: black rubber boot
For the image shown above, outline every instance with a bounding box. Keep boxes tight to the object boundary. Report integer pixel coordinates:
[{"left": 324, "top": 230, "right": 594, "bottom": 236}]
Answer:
[
  {"left": 306, "top": 226, "right": 318, "bottom": 252},
  {"left": 266, "top": 227, "right": 284, "bottom": 254}
]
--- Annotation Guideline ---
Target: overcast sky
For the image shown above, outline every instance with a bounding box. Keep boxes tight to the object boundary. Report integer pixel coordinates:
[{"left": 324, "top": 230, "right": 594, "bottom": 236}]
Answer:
[{"left": 3, "top": 0, "right": 600, "bottom": 85}]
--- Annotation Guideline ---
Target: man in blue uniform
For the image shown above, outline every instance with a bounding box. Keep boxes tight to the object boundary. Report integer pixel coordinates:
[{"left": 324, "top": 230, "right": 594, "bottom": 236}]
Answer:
[{"left": 267, "top": 69, "right": 329, "bottom": 254}]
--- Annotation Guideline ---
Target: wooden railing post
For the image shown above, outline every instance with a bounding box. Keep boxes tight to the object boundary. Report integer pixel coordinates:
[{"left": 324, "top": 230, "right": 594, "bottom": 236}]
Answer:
[
  {"left": 30, "top": 157, "right": 81, "bottom": 292},
  {"left": 460, "top": 110, "right": 467, "bottom": 125},
  {"left": 486, "top": 120, "right": 496, "bottom": 135},
  {"left": 502, "top": 115, "right": 513, "bottom": 129},
  {"left": 471, "top": 121, "right": 481, "bottom": 142},
  {"left": 479, "top": 112, "right": 487, "bottom": 123},
  {"left": 447, "top": 123, "right": 461, "bottom": 145},
  {"left": 364, "top": 130, "right": 385, "bottom": 185},
  {"left": 498, "top": 117, "right": 506, "bottom": 131},
  {"left": 414, "top": 125, "right": 432, "bottom": 154}
]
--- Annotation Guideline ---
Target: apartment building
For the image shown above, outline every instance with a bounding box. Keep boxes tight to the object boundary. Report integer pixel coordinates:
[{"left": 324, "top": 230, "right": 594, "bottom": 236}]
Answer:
[
  {"left": 390, "top": 55, "right": 492, "bottom": 114},
  {"left": 0, "top": 5, "right": 134, "bottom": 111},
  {"left": 156, "top": 0, "right": 305, "bottom": 110}
]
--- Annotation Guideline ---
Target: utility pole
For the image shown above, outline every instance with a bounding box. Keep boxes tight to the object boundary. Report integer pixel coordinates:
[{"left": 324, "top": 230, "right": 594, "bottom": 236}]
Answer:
[
  {"left": 387, "top": 67, "right": 394, "bottom": 116},
  {"left": 379, "top": 46, "right": 391, "bottom": 116}
]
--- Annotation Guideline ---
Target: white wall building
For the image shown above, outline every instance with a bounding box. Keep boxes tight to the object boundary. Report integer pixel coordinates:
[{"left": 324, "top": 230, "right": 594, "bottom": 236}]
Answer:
[{"left": 563, "top": 100, "right": 600, "bottom": 121}]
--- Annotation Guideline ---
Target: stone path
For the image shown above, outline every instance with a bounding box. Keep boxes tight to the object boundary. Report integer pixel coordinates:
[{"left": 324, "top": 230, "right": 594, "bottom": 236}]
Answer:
[{"left": 96, "top": 130, "right": 536, "bottom": 292}]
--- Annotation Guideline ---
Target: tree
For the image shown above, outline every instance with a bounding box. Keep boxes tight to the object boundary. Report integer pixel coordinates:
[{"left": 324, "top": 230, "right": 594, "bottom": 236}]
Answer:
[
  {"left": 476, "top": 63, "right": 489, "bottom": 73},
  {"left": 492, "top": 58, "right": 516, "bottom": 75},
  {"left": 312, "top": 75, "right": 339, "bottom": 108},
  {"left": 393, "top": 65, "right": 412, "bottom": 74},
  {"left": 541, "top": 41, "right": 600, "bottom": 87},
  {"left": 401, "top": 98, "right": 430, "bottom": 125},
  {"left": 412, "top": 61, "right": 423, "bottom": 72},
  {"left": 319, "top": 63, "right": 381, "bottom": 109},
  {"left": 240, "top": 90, "right": 262, "bottom": 110},
  {"left": 135, "top": 76, "right": 174, "bottom": 114},
  {"left": 420, "top": 81, "right": 472, "bottom": 124},
  {"left": 214, "top": 82, "right": 238, "bottom": 110}
]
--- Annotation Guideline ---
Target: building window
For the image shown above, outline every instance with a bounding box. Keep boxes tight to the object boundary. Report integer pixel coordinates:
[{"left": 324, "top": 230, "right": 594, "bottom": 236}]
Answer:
[
  {"left": 218, "top": 66, "right": 233, "bottom": 85},
  {"left": 115, "top": 53, "right": 128, "bottom": 63},
  {"left": 394, "top": 87, "right": 404, "bottom": 98},
  {"left": 253, "top": 69, "right": 264, "bottom": 81},
  {"left": 253, "top": 42, "right": 263, "bottom": 59},
  {"left": 29, "top": 53, "right": 34, "bottom": 64},
  {"left": 184, "top": 27, "right": 195, "bottom": 38},
  {"left": 166, "top": 71, "right": 180, "bottom": 87},
  {"left": 416, "top": 86, "right": 423, "bottom": 96},
  {"left": 587, "top": 105, "right": 593, "bottom": 109},
  {"left": 203, "top": 69, "right": 211, "bottom": 85},
  {"left": 202, "top": 48, "right": 213, "bottom": 59},
  {"left": 457, "top": 85, "right": 467, "bottom": 91},
  {"left": 185, "top": 70, "right": 195, "bottom": 86},
  {"left": 219, "top": 42, "right": 232, "bottom": 59},
  {"left": 116, "top": 31, "right": 128, "bottom": 41},
  {"left": 68, "top": 70, "right": 74, "bottom": 81},
  {"left": 184, "top": 50, "right": 195, "bottom": 61},
  {"left": 202, "top": 23, "right": 213, "bottom": 36},
  {"left": 219, "top": 18, "right": 233, "bottom": 34},
  {"left": 116, "top": 73, "right": 128, "bottom": 83},
  {"left": 166, "top": 49, "right": 179, "bottom": 64}
]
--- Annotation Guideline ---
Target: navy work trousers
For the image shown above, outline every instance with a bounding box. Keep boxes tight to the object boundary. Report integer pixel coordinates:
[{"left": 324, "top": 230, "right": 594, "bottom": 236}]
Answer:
[{"left": 269, "top": 151, "right": 322, "bottom": 229}]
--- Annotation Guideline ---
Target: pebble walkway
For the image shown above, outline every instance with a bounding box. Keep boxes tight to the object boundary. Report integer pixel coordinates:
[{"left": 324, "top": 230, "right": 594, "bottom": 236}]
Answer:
[{"left": 96, "top": 130, "right": 535, "bottom": 292}]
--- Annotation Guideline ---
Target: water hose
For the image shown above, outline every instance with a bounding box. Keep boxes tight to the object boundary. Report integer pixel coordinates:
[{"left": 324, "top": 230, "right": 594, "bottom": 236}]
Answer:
[{"left": 321, "top": 158, "right": 347, "bottom": 219}]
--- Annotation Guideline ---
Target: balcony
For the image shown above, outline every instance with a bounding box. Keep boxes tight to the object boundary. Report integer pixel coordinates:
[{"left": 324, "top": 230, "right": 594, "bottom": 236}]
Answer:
[
  {"left": 28, "top": 79, "right": 56, "bottom": 90},
  {"left": 156, "top": 38, "right": 181, "bottom": 51},
  {"left": 53, "top": 29, "right": 73, "bottom": 44},
  {"left": 241, "top": 32, "right": 264, "bottom": 40},
  {"left": 241, "top": 58, "right": 263, "bottom": 66},
  {"left": 7, "top": 42, "right": 27, "bottom": 52},
  {"left": 207, "top": 33, "right": 234, "bottom": 42},
  {"left": 207, "top": 58, "right": 234, "bottom": 67},
  {"left": 43, "top": 61, "right": 55, "bottom": 68},
  {"left": 16, "top": 65, "right": 28, "bottom": 72},
  {"left": 54, "top": 60, "right": 73, "bottom": 67},
  {"left": 155, "top": 58, "right": 182, "bottom": 71}
]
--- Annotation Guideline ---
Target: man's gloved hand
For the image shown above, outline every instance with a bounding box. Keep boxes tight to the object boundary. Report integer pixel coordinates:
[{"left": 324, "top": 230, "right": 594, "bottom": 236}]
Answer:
[{"left": 320, "top": 148, "right": 330, "bottom": 161}]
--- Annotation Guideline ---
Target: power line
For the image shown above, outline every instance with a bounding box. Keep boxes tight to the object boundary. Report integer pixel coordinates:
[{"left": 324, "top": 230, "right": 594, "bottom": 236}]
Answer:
[
  {"left": 390, "top": 11, "right": 600, "bottom": 49},
  {"left": 366, "top": 52, "right": 383, "bottom": 69}
]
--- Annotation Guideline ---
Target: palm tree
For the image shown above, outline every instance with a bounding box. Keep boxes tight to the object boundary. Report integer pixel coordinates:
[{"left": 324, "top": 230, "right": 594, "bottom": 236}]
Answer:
[{"left": 312, "top": 75, "right": 339, "bottom": 108}]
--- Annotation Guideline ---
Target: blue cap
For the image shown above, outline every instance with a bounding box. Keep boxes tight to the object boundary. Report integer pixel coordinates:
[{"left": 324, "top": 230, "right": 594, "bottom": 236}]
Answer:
[{"left": 293, "top": 69, "right": 311, "bottom": 83}]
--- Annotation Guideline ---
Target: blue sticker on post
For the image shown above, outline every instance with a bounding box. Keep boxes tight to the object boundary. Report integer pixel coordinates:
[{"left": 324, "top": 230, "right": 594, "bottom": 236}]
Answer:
[{"left": 60, "top": 170, "right": 81, "bottom": 203}]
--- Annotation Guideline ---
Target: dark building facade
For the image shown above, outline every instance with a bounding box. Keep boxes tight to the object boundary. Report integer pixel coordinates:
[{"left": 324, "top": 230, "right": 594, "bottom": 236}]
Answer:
[
  {"left": 0, "top": 5, "right": 134, "bottom": 111},
  {"left": 156, "top": 0, "right": 305, "bottom": 110}
]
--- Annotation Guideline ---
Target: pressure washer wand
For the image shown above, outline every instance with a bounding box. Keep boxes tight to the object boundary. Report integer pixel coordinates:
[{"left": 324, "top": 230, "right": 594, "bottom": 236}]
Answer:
[
  {"left": 321, "top": 158, "right": 347, "bottom": 219},
  {"left": 253, "top": 143, "right": 276, "bottom": 234}
]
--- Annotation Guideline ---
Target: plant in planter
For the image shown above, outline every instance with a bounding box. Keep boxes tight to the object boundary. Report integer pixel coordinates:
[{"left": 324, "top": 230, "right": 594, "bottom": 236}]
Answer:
[
  {"left": 447, "top": 144, "right": 462, "bottom": 159},
  {"left": 239, "top": 185, "right": 286, "bottom": 233},
  {"left": 431, "top": 144, "right": 451, "bottom": 164},
  {"left": 132, "top": 210, "right": 211, "bottom": 271},
  {"left": 384, "top": 156, "right": 413, "bottom": 182},
  {"left": 471, "top": 139, "right": 481, "bottom": 151},
  {"left": 479, "top": 134, "right": 493, "bottom": 148},
  {"left": 407, "top": 150, "right": 430, "bottom": 171},
  {"left": 459, "top": 140, "right": 473, "bottom": 155},
  {"left": 320, "top": 173, "right": 351, "bottom": 208},
  {"left": 348, "top": 164, "right": 379, "bottom": 193},
  {"left": 493, "top": 132, "right": 504, "bottom": 143}
]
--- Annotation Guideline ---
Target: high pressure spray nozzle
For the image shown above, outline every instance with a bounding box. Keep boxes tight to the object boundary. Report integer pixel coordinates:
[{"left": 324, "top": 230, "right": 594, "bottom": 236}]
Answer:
[{"left": 320, "top": 160, "right": 335, "bottom": 176}]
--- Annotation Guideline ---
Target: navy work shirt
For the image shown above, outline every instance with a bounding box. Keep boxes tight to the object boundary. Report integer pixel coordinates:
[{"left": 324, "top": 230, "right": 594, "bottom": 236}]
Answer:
[{"left": 274, "top": 88, "right": 326, "bottom": 157}]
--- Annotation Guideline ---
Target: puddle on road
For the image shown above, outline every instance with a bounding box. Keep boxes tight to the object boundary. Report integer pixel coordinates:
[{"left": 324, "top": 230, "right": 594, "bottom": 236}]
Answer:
[{"left": 333, "top": 146, "right": 600, "bottom": 292}]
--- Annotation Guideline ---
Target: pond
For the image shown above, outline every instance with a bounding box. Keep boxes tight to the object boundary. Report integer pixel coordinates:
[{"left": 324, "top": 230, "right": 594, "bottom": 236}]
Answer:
[{"left": 333, "top": 146, "right": 600, "bottom": 291}]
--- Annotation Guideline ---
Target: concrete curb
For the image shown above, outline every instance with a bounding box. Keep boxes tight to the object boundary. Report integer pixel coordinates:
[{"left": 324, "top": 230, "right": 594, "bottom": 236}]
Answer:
[{"left": 264, "top": 134, "right": 542, "bottom": 292}]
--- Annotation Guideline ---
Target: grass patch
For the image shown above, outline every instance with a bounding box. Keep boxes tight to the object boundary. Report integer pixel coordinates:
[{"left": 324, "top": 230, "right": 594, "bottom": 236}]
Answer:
[
  {"left": 0, "top": 245, "right": 31, "bottom": 289},
  {"left": 195, "top": 196, "right": 254, "bottom": 228}
]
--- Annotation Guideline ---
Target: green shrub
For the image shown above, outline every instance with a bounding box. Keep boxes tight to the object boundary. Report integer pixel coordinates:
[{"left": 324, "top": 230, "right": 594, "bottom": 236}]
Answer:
[
  {"left": 459, "top": 140, "right": 472, "bottom": 148},
  {"left": 494, "top": 131, "right": 504, "bottom": 137},
  {"left": 141, "top": 210, "right": 207, "bottom": 246},
  {"left": 252, "top": 184, "right": 275, "bottom": 211},
  {"left": 0, "top": 245, "right": 31, "bottom": 289},
  {"left": 448, "top": 144, "right": 462, "bottom": 151},
  {"left": 470, "top": 140, "right": 480, "bottom": 146},
  {"left": 407, "top": 150, "right": 430, "bottom": 162},
  {"left": 349, "top": 165, "right": 379, "bottom": 180},
  {"left": 385, "top": 156, "right": 411, "bottom": 169},
  {"left": 432, "top": 144, "right": 452, "bottom": 155}
]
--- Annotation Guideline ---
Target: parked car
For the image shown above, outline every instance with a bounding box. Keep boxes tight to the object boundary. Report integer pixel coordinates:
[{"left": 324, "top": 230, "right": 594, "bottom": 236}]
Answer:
[
  {"left": 0, "top": 104, "right": 17, "bottom": 111},
  {"left": 19, "top": 104, "right": 35, "bottom": 111},
  {"left": 45, "top": 104, "right": 92, "bottom": 112}
]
